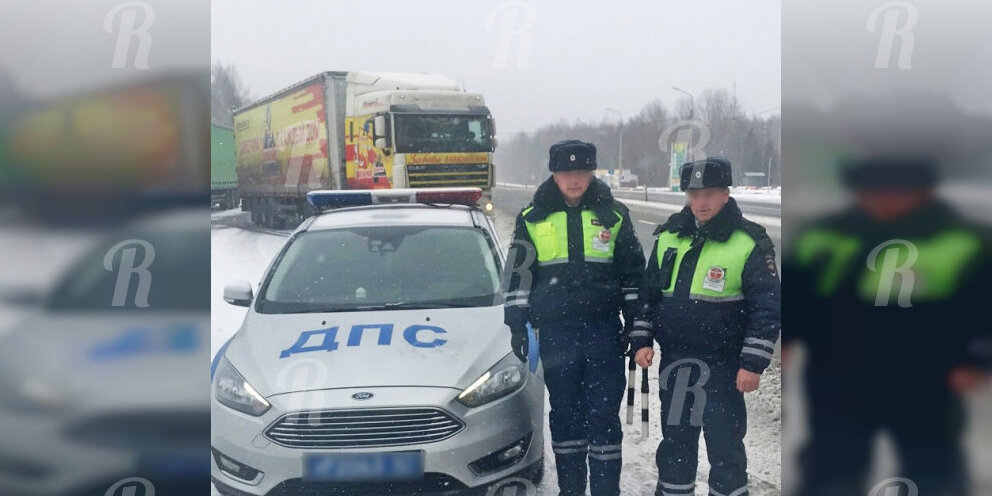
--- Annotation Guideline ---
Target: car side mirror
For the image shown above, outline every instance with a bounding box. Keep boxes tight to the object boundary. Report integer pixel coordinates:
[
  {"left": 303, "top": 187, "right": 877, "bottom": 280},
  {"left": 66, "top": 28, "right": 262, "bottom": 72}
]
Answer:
[
  {"left": 223, "top": 280, "right": 254, "bottom": 307},
  {"left": 374, "top": 115, "right": 387, "bottom": 138}
]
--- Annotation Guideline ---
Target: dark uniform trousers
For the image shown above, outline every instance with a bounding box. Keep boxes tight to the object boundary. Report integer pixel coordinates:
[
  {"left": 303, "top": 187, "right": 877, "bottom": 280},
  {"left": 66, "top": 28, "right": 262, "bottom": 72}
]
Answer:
[
  {"left": 540, "top": 316, "right": 626, "bottom": 496},
  {"left": 655, "top": 355, "right": 747, "bottom": 496}
]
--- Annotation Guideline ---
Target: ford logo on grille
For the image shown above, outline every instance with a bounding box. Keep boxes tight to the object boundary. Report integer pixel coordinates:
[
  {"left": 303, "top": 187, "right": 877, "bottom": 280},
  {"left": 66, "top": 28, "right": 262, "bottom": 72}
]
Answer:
[{"left": 352, "top": 392, "right": 374, "bottom": 401}]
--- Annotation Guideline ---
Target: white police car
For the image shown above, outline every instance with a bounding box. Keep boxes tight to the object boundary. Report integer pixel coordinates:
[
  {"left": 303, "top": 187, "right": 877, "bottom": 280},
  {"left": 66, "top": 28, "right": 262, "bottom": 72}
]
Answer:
[{"left": 211, "top": 188, "right": 545, "bottom": 495}]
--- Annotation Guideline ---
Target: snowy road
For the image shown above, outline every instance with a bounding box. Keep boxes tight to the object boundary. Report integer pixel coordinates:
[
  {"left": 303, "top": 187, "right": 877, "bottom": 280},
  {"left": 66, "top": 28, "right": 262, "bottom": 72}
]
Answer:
[{"left": 210, "top": 190, "right": 782, "bottom": 495}]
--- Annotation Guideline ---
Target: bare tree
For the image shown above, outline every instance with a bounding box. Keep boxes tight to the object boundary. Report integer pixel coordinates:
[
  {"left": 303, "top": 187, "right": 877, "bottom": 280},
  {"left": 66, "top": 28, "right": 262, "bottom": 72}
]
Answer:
[
  {"left": 211, "top": 61, "right": 251, "bottom": 127},
  {"left": 494, "top": 87, "right": 782, "bottom": 188}
]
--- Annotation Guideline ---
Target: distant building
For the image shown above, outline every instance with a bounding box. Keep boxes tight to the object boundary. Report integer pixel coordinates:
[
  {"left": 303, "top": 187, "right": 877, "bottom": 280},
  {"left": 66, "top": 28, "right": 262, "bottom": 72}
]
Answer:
[
  {"left": 742, "top": 171, "right": 766, "bottom": 187},
  {"left": 594, "top": 169, "right": 638, "bottom": 188}
]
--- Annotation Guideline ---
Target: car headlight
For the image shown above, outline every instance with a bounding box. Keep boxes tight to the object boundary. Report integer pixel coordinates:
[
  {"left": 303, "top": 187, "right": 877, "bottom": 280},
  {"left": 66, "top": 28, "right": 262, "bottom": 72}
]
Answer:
[
  {"left": 457, "top": 354, "right": 525, "bottom": 407},
  {"left": 213, "top": 357, "right": 270, "bottom": 416}
]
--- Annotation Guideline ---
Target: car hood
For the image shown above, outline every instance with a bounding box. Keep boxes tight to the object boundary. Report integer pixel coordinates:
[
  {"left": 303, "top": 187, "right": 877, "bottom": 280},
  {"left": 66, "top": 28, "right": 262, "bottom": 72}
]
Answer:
[{"left": 224, "top": 305, "right": 514, "bottom": 397}]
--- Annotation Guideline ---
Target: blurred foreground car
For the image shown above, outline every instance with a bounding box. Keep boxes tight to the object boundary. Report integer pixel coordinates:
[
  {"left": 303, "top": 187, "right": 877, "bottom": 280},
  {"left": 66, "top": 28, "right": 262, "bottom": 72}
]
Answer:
[{"left": 0, "top": 208, "right": 210, "bottom": 496}]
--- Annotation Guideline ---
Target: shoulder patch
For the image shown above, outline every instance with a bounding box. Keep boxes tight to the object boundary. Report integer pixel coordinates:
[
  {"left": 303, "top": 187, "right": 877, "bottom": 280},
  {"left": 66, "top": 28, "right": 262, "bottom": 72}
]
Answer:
[
  {"left": 611, "top": 200, "right": 630, "bottom": 214},
  {"left": 764, "top": 252, "right": 779, "bottom": 278},
  {"left": 741, "top": 219, "right": 775, "bottom": 256}
]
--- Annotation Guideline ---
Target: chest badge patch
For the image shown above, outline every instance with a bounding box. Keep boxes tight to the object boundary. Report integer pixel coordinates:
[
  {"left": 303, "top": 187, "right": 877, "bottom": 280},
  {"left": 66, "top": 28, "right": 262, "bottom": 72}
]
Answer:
[
  {"left": 592, "top": 228, "right": 612, "bottom": 252},
  {"left": 703, "top": 266, "right": 726, "bottom": 292}
]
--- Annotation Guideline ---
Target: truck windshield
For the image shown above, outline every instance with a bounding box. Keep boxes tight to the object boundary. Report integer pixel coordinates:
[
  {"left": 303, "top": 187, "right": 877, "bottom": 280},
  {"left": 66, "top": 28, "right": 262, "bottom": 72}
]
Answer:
[
  {"left": 393, "top": 114, "right": 492, "bottom": 153},
  {"left": 257, "top": 226, "right": 502, "bottom": 314}
]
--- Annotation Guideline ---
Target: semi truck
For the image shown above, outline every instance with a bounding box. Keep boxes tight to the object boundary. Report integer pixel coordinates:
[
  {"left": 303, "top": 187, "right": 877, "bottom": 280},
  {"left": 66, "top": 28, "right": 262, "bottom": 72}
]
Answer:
[
  {"left": 211, "top": 123, "right": 238, "bottom": 209},
  {"left": 233, "top": 71, "right": 496, "bottom": 227}
]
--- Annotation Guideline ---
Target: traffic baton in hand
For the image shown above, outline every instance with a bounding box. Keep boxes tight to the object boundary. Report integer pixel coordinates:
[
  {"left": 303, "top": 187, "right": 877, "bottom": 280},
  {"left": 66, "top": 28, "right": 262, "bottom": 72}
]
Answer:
[
  {"left": 641, "top": 364, "right": 650, "bottom": 436},
  {"left": 626, "top": 354, "right": 636, "bottom": 424}
]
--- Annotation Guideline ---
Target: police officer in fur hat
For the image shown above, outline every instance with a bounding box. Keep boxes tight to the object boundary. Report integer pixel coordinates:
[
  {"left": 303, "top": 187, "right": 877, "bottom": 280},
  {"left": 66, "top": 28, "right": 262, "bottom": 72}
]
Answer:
[{"left": 504, "top": 140, "right": 646, "bottom": 496}]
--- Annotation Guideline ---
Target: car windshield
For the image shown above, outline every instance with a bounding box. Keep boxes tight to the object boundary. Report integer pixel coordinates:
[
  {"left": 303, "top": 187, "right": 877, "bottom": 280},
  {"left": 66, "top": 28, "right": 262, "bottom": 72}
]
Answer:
[
  {"left": 393, "top": 114, "right": 492, "bottom": 153},
  {"left": 46, "top": 228, "right": 210, "bottom": 311},
  {"left": 257, "top": 226, "right": 502, "bottom": 314}
]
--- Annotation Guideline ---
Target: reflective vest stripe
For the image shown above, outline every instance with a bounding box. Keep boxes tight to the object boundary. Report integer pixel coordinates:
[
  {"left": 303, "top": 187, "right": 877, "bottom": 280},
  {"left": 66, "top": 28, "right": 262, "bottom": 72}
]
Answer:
[
  {"left": 523, "top": 207, "right": 623, "bottom": 263},
  {"left": 795, "top": 227, "right": 982, "bottom": 302},
  {"left": 655, "top": 229, "right": 755, "bottom": 301}
]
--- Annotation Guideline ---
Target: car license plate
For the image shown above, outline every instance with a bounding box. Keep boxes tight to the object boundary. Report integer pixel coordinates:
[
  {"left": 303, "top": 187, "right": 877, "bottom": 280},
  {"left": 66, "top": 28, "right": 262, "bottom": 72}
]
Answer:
[{"left": 303, "top": 451, "right": 424, "bottom": 482}]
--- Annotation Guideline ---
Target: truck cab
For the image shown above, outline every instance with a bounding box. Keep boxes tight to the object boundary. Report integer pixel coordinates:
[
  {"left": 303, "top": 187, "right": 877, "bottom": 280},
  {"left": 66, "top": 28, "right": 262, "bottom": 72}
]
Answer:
[{"left": 345, "top": 73, "right": 496, "bottom": 213}]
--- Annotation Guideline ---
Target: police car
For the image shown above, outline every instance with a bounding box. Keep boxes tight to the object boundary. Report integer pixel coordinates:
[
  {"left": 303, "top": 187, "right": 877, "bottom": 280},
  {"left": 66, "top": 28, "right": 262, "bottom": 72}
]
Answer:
[{"left": 211, "top": 188, "right": 545, "bottom": 495}]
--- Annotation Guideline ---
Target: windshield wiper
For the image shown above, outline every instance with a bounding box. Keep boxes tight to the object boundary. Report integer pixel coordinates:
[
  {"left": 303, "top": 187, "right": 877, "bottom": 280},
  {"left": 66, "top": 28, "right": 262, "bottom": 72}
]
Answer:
[
  {"left": 267, "top": 301, "right": 484, "bottom": 314},
  {"left": 354, "top": 301, "right": 478, "bottom": 311}
]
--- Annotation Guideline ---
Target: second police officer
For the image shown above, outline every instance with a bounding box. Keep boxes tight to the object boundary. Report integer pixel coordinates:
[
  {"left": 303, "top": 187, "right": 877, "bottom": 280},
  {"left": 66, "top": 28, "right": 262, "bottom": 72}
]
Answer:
[
  {"left": 504, "top": 140, "right": 645, "bottom": 496},
  {"left": 631, "top": 158, "right": 781, "bottom": 496}
]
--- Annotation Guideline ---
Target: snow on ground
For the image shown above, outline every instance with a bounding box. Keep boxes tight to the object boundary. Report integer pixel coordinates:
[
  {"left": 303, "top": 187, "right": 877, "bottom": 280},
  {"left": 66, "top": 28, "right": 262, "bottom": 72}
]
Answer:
[
  {"left": 210, "top": 209, "right": 289, "bottom": 358},
  {"left": 210, "top": 207, "right": 782, "bottom": 495}
]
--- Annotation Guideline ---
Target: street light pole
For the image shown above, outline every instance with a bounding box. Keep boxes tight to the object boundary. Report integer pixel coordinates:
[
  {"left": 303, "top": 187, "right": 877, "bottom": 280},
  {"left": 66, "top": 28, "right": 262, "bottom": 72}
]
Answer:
[
  {"left": 767, "top": 155, "right": 773, "bottom": 188},
  {"left": 605, "top": 108, "right": 623, "bottom": 180},
  {"left": 671, "top": 86, "right": 695, "bottom": 161}
]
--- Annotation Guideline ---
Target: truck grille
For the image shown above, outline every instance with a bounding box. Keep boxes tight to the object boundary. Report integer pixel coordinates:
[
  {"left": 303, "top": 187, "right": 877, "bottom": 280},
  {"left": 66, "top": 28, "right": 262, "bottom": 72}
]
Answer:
[
  {"left": 407, "top": 163, "right": 489, "bottom": 187},
  {"left": 264, "top": 408, "right": 464, "bottom": 449}
]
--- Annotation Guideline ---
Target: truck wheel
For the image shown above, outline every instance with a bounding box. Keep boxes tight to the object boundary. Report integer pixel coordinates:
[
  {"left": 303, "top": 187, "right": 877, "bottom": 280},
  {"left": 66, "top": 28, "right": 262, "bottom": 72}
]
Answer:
[
  {"left": 301, "top": 201, "right": 317, "bottom": 221},
  {"left": 254, "top": 201, "right": 267, "bottom": 227},
  {"left": 249, "top": 201, "right": 260, "bottom": 224},
  {"left": 271, "top": 207, "right": 286, "bottom": 229},
  {"left": 288, "top": 203, "right": 307, "bottom": 226},
  {"left": 259, "top": 201, "right": 273, "bottom": 227}
]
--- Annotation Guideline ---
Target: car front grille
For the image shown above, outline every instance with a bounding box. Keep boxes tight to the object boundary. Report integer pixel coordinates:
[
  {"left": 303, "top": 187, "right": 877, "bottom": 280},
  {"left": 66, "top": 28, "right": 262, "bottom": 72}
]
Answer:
[
  {"left": 407, "top": 163, "right": 489, "bottom": 187},
  {"left": 264, "top": 407, "right": 464, "bottom": 449}
]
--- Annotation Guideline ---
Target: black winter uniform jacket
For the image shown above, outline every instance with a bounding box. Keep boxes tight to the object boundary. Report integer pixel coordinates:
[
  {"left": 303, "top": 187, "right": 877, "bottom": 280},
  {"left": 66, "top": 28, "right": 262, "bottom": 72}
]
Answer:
[
  {"left": 632, "top": 197, "right": 782, "bottom": 374},
  {"left": 503, "top": 178, "right": 645, "bottom": 332}
]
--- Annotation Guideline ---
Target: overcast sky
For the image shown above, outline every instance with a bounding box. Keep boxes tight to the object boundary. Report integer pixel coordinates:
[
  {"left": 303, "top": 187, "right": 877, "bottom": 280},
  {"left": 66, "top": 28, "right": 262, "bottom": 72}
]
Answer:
[
  {"left": 0, "top": 0, "right": 209, "bottom": 96},
  {"left": 212, "top": 0, "right": 781, "bottom": 135}
]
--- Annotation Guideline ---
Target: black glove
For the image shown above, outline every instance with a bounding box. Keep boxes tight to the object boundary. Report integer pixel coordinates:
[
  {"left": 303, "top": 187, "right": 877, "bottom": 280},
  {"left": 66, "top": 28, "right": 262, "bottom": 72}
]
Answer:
[
  {"left": 622, "top": 319, "right": 632, "bottom": 356},
  {"left": 510, "top": 328, "right": 529, "bottom": 363}
]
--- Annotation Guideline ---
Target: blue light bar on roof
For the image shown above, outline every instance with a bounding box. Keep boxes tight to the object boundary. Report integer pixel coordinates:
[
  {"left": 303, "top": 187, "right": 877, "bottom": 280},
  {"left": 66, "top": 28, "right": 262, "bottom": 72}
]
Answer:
[
  {"left": 307, "top": 188, "right": 482, "bottom": 210},
  {"left": 306, "top": 190, "right": 374, "bottom": 209}
]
